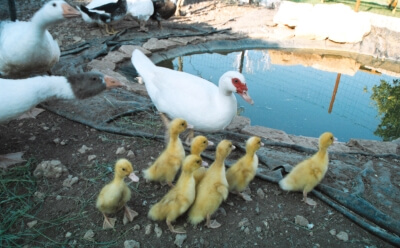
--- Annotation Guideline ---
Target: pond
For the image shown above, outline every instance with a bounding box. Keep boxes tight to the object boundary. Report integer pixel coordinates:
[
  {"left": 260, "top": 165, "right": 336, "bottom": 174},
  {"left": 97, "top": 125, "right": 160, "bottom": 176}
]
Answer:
[{"left": 156, "top": 49, "right": 400, "bottom": 142}]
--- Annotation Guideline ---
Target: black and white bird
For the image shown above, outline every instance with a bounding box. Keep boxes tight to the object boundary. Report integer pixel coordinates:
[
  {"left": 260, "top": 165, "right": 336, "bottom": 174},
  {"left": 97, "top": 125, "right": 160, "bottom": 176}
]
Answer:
[
  {"left": 78, "top": 0, "right": 128, "bottom": 34},
  {"left": 150, "top": 0, "right": 176, "bottom": 29}
]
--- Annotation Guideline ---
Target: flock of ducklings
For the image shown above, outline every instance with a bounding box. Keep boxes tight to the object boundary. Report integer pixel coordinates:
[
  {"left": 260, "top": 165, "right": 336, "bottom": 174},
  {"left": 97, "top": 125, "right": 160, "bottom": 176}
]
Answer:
[{"left": 96, "top": 118, "right": 335, "bottom": 233}]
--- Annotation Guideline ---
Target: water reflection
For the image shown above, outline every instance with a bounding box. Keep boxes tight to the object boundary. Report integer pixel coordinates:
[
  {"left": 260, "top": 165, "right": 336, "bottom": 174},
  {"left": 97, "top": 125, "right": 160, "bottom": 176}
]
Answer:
[{"left": 158, "top": 49, "right": 400, "bottom": 141}]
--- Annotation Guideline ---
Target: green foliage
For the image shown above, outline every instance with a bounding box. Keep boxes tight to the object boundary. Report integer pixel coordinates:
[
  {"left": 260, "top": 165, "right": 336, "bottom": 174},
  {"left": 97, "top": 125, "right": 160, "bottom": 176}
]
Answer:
[{"left": 371, "top": 79, "right": 400, "bottom": 141}]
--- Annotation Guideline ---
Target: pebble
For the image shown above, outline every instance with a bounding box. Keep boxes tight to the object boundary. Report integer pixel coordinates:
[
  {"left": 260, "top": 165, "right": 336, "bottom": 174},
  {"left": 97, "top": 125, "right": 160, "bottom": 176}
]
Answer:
[
  {"left": 34, "top": 191, "right": 45, "bottom": 201},
  {"left": 116, "top": 147, "right": 126, "bottom": 155},
  {"left": 219, "top": 207, "right": 227, "bottom": 216},
  {"left": 174, "top": 234, "right": 187, "bottom": 247},
  {"left": 29, "top": 136, "right": 36, "bottom": 141},
  {"left": 56, "top": 195, "right": 62, "bottom": 201},
  {"left": 263, "top": 220, "right": 269, "bottom": 229},
  {"left": 145, "top": 224, "right": 152, "bottom": 235},
  {"left": 256, "top": 188, "right": 265, "bottom": 199},
  {"left": 238, "top": 218, "right": 250, "bottom": 227},
  {"left": 54, "top": 138, "right": 60, "bottom": 144},
  {"left": 256, "top": 226, "right": 262, "bottom": 233},
  {"left": 88, "top": 155, "right": 97, "bottom": 161},
  {"left": 329, "top": 229, "right": 336, "bottom": 235},
  {"left": 83, "top": 230, "right": 95, "bottom": 241},
  {"left": 336, "top": 231, "right": 349, "bottom": 241},
  {"left": 63, "top": 175, "right": 79, "bottom": 187},
  {"left": 154, "top": 224, "right": 162, "bottom": 238},
  {"left": 65, "top": 232, "right": 72, "bottom": 238},
  {"left": 244, "top": 227, "right": 250, "bottom": 234},
  {"left": 73, "top": 36, "right": 82, "bottom": 42},
  {"left": 124, "top": 240, "right": 140, "bottom": 248},
  {"left": 133, "top": 224, "right": 141, "bottom": 230},
  {"left": 27, "top": 220, "right": 38, "bottom": 228},
  {"left": 78, "top": 145, "right": 92, "bottom": 154},
  {"left": 294, "top": 215, "right": 309, "bottom": 227},
  {"left": 127, "top": 150, "right": 135, "bottom": 158}
]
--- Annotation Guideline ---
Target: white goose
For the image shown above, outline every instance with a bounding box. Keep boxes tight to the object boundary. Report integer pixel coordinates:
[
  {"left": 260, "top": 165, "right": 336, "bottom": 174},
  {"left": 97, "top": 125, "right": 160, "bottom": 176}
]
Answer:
[
  {"left": 131, "top": 49, "right": 254, "bottom": 136},
  {"left": 126, "top": 0, "right": 154, "bottom": 32},
  {"left": 0, "top": 72, "right": 122, "bottom": 123},
  {"left": 0, "top": 0, "right": 81, "bottom": 78}
]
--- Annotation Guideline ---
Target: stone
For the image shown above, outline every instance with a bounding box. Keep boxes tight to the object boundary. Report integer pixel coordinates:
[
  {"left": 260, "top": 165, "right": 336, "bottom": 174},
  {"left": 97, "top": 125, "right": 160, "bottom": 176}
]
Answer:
[
  {"left": 124, "top": 240, "right": 141, "bottom": 248},
  {"left": 102, "top": 51, "right": 127, "bottom": 64},
  {"left": 65, "top": 232, "right": 72, "bottom": 238},
  {"left": 83, "top": 230, "right": 95, "bottom": 241},
  {"left": 33, "top": 160, "right": 68, "bottom": 178},
  {"left": 174, "top": 234, "right": 187, "bottom": 247},
  {"left": 27, "top": 220, "right": 38, "bottom": 228},
  {"left": 347, "top": 139, "right": 399, "bottom": 155},
  {"left": 238, "top": 218, "right": 250, "bottom": 227},
  {"left": 226, "top": 116, "right": 251, "bottom": 131},
  {"left": 145, "top": 224, "right": 152, "bottom": 235},
  {"left": 78, "top": 145, "right": 92, "bottom": 154},
  {"left": 154, "top": 224, "right": 162, "bottom": 238},
  {"left": 273, "top": 1, "right": 313, "bottom": 27},
  {"left": 294, "top": 215, "right": 309, "bottom": 227},
  {"left": 63, "top": 175, "right": 79, "bottom": 187},
  {"left": 116, "top": 147, "right": 126, "bottom": 155},
  {"left": 242, "top": 126, "right": 294, "bottom": 144},
  {"left": 87, "top": 59, "right": 115, "bottom": 71},
  {"left": 329, "top": 229, "right": 337, "bottom": 235},
  {"left": 256, "top": 188, "right": 265, "bottom": 199},
  {"left": 88, "top": 155, "right": 97, "bottom": 161},
  {"left": 118, "top": 45, "right": 151, "bottom": 57},
  {"left": 336, "top": 231, "right": 349, "bottom": 241},
  {"left": 127, "top": 150, "right": 135, "bottom": 158},
  {"left": 142, "top": 38, "right": 181, "bottom": 52}
]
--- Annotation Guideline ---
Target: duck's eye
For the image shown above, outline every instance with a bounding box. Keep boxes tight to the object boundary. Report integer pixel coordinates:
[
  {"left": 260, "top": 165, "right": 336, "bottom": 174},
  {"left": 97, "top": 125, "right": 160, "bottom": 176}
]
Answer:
[
  {"left": 52, "top": 3, "right": 56, "bottom": 7},
  {"left": 122, "top": 168, "right": 126, "bottom": 171},
  {"left": 203, "top": 141, "right": 207, "bottom": 144},
  {"left": 181, "top": 123, "right": 185, "bottom": 126},
  {"left": 197, "top": 160, "right": 201, "bottom": 164},
  {"left": 92, "top": 77, "right": 97, "bottom": 81}
]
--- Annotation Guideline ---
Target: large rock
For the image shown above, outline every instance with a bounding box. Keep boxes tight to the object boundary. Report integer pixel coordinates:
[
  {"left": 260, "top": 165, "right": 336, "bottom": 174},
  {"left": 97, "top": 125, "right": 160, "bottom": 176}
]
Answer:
[
  {"left": 273, "top": 1, "right": 313, "bottom": 27},
  {"left": 242, "top": 126, "right": 294, "bottom": 144}
]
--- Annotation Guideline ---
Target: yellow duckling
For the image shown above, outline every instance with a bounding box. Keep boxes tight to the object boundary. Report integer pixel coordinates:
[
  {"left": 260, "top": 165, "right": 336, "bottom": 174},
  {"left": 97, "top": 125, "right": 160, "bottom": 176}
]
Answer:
[
  {"left": 190, "top": 135, "right": 213, "bottom": 184},
  {"left": 279, "top": 132, "right": 335, "bottom": 206},
  {"left": 96, "top": 159, "right": 139, "bottom": 229},
  {"left": 143, "top": 118, "right": 189, "bottom": 187},
  {"left": 226, "top": 136, "right": 263, "bottom": 200},
  {"left": 188, "top": 140, "right": 235, "bottom": 229},
  {"left": 148, "top": 155, "right": 203, "bottom": 233}
]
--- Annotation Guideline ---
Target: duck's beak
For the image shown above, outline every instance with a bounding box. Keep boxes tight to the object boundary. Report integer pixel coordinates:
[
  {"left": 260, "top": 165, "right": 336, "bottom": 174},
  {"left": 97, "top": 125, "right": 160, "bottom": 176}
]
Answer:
[
  {"left": 239, "top": 91, "right": 254, "bottom": 105},
  {"left": 208, "top": 140, "right": 214, "bottom": 146},
  {"left": 128, "top": 172, "right": 139, "bottom": 182},
  {"left": 201, "top": 160, "right": 209, "bottom": 167},
  {"left": 104, "top": 75, "right": 125, "bottom": 89},
  {"left": 62, "top": 3, "right": 81, "bottom": 18}
]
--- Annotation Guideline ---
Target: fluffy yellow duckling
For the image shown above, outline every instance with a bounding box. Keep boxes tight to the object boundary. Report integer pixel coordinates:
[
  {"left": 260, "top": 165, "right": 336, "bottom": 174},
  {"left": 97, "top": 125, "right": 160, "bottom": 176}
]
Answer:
[
  {"left": 148, "top": 155, "right": 203, "bottom": 233},
  {"left": 226, "top": 136, "right": 264, "bottom": 201},
  {"left": 143, "top": 118, "right": 189, "bottom": 187},
  {"left": 96, "top": 159, "right": 140, "bottom": 229},
  {"left": 188, "top": 140, "right": 235, "bottom": 229},
  {"left": 190, "top": 135, "right": 213, "bottom": 184},
  {"left": 279, "top": 132, "right": 335, "bottom": 206}
]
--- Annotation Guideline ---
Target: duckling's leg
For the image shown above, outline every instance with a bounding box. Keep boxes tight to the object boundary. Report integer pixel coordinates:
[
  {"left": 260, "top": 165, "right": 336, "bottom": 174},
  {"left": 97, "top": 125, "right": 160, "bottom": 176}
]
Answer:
[
  {"left": 102, "top": 214, "right": 116, "bottom": 229},
  {"left": 167, "top": 220, "right": 186, "bottom": 233},
  {"left": 183, "top": 129, "right": 195, "bottom": 146},
  {"left": 302, "top": 191, "right": 317, "bottom": 206},
  {"left": 123, "top": 205, "right": 139, "bottom": 225},
  {"left": 205, "top": 214, "right": 221, "bottom": 229}
]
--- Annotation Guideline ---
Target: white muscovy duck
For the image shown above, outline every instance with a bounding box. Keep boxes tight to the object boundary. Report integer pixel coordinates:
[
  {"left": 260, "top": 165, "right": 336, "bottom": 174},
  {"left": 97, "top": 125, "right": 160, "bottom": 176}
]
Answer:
[
  {"left": 0, "top": 72, "right": 122, "bottom": 123},
  {"left": 78, "top": 0, "right": 128, "bottom": 35},
  {"left": 0, "top": 0, "right": 81, "bottom": 79},
  {"left": 131, "top": 49, "right": 254, "bottom": 141},
  {"left": 0, "top": 72, "right": 123, "bottom": 168},
  {"left": 126, "top": 0, "right": 154, "bottom": 32}
]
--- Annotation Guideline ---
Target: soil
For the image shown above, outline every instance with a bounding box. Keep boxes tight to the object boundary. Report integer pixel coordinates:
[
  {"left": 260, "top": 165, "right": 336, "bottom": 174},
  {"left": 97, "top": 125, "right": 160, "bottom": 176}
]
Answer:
[{"left": 1, "top": 1, "right": 399, "bottom": 247}]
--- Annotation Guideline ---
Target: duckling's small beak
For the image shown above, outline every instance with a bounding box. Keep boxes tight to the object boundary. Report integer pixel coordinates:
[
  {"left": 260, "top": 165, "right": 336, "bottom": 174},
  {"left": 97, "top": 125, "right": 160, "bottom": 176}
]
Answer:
[
  {"left": 260, "top": 142, "right": 265, "bottom": 147},
  {"left": 231, "top": 145, "right": 236, "bottom": 150},
  {"left": 187, "top": 123, "right": 194, "bottom": 129},
  {"left": 62, "top": 3, "right": 81, "bottom": 18},
  {"left": 333, "top": 137, "right": 338, "bottom": 143},
  {"left": 208, "top": 140, "right": 214, "bottom": 146},
  {"left": 201, "top": 161, "right": 209, "bottom": 167},
  {"left": 128, "top": 172, "right": 139, "bottom": 182},
  {"left": 104, "top": 75, "right": 125, "bottom": 89}
]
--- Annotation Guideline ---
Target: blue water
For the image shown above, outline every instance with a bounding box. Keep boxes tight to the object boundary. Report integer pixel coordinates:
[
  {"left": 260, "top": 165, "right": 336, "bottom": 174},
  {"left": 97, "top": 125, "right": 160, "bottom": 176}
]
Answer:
[{"left": 159, "top": 49, "right": 399, "bottom": 142}]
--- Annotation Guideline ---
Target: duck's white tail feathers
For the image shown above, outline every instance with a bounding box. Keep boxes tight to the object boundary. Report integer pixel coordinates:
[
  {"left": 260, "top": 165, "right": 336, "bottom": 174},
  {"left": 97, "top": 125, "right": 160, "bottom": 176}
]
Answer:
[{"left": 131, "top": 49, "right": 157, "bottom": 81}]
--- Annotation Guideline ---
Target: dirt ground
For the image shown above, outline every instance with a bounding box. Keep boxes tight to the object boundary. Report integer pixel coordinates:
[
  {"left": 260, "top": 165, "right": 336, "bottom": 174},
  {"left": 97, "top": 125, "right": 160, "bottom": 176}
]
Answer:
[{"left": 0, "top": 1, "right": 399, "bottom": 247}]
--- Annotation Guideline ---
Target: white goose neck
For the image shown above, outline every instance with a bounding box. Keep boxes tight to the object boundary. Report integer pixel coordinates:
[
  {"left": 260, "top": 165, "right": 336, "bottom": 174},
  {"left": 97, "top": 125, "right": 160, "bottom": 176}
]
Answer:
[
  {"left": 31, "top": 76, "right": 75, "bottom": 101},
  {"left": 31, "top": 8, "right": 60, "bottom": 30}
]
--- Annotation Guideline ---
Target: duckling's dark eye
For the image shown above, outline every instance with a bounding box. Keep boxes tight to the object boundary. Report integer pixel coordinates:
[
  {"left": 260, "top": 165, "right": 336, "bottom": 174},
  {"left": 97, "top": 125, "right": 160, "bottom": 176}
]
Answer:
[
  {"left": 181, "top": 123, "right": 185, "bottom": 126},
  {"left": 52, "top": 3, "right": 56, "bottom": 7},
  {"left": 122, "top": 168, "right": 126, "bottom": 171},
  {"left": 197, "top": 160, "right": 201, "bottom": 164},
  {"left": 203, "top": 141, "right": 207, "bottom": 144}
]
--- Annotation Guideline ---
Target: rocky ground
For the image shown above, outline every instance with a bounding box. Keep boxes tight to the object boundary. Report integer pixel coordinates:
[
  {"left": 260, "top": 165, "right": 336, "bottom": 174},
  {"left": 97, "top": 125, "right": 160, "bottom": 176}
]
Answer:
[{"left": 1, "top": 0, "right": 400, "bottom": 247}]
